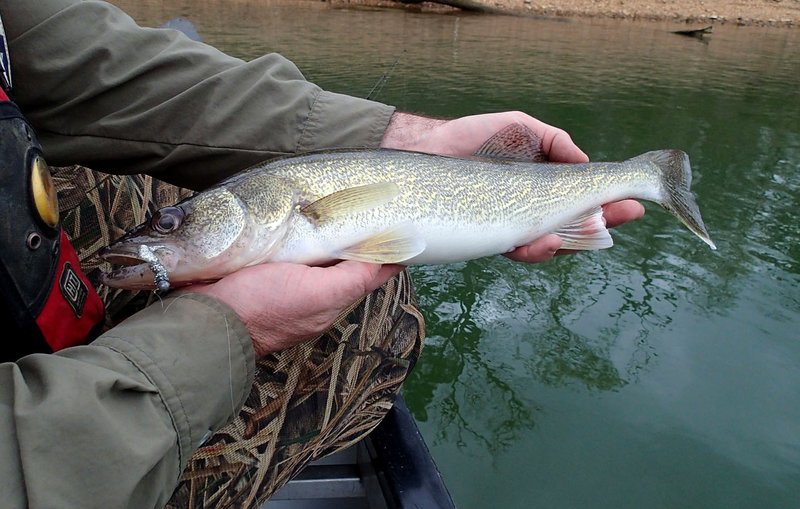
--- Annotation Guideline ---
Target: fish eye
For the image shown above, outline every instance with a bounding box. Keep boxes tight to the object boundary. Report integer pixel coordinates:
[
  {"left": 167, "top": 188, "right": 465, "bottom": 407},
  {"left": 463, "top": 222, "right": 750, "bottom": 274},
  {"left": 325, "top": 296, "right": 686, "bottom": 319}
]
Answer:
[{"left": 151, "top": 207, "right": 184, "bottom": 234}]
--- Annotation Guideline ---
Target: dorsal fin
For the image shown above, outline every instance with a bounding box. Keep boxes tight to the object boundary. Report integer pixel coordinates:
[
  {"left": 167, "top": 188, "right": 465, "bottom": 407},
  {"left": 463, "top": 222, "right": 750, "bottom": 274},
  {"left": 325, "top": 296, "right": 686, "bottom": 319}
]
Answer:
[{"left": 473, "top": 123, "right": 547, "bottom": 162}]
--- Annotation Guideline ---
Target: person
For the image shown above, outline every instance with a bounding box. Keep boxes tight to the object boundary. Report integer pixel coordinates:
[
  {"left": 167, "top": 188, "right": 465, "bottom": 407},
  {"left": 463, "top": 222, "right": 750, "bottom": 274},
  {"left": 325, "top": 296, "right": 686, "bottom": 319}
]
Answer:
[{"left": 0, "top": 1, "right": 644, "bottom": 508}]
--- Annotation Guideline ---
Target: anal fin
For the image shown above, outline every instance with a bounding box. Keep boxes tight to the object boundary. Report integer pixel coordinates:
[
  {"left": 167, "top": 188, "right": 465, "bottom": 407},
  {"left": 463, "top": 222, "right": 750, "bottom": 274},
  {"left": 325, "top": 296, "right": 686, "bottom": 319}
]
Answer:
[{"left": 554, "top": 206, "right": 614, "bottom": 251}]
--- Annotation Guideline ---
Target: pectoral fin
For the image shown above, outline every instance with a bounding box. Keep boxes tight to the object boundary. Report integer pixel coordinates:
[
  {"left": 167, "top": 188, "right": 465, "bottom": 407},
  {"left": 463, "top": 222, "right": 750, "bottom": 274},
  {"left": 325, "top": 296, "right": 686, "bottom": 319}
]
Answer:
[
  {"left": 554, "top": 206, "right": 614, "bottom": 250},
  {"left": 300, "top": 182, "right": 400, "bottom": 224},
  {"left": 339, "top": 224, "right": 426, "bottom": 264}
]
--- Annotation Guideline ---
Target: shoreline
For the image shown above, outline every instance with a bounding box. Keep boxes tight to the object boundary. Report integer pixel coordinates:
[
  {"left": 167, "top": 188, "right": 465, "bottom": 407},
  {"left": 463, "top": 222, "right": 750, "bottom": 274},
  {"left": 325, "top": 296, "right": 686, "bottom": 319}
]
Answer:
[{"left": 329, "top": 0, "right": 800, "bottom": 28}]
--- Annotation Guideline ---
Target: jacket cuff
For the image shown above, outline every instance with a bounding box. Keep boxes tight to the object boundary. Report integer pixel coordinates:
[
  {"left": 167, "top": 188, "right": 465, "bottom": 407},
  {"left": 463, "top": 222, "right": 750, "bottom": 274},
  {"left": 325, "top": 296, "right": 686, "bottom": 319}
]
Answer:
[
  {"left": 297, "top": 90, "right": 395, "bottom": 152},
  {"left": 93, "top": 292, "right": 254, "bottom": 470}
]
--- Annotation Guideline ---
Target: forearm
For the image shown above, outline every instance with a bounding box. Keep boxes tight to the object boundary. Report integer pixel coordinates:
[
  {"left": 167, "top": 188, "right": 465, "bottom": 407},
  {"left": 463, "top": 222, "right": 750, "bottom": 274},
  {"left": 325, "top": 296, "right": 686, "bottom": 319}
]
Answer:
[
  {"left": 0, "top": 293, "right": 254, "bottom": 509},
  {"left": 0, "top": 0, "right": 395, "bottom": 190}
]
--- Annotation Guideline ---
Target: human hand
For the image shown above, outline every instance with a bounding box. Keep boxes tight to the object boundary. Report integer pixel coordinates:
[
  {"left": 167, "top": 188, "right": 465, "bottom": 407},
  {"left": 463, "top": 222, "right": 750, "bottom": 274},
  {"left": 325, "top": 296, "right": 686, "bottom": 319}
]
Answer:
[
  {"left": 381, "top": 111, "right": 645, "bottom": 263},
  {"left": 187, "top": 261, "right": 403, "bottom": 356},
  {"left": 380, "top": 111, "right": 589, "bottom": 163}
]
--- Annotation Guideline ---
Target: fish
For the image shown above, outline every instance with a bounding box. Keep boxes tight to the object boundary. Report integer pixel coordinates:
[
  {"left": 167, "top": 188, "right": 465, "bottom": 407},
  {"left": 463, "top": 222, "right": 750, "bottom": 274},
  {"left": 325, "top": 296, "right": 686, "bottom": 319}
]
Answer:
[{"left": 99, "top": 123, "right": 715, "bottom": 290}]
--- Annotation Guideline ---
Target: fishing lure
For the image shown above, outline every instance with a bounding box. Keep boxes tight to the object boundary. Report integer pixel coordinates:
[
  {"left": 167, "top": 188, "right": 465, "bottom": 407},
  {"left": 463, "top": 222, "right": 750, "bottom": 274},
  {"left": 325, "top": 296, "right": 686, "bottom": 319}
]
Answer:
[{"left": 137, "top": 244, "right": 171, "bottom": 293}]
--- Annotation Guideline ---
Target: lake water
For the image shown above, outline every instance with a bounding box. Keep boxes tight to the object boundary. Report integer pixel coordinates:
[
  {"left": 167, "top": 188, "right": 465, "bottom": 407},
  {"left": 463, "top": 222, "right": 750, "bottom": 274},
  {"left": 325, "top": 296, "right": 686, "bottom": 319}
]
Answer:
[{"left": 113, "top": 1, "right": 800, "bottom": 507}]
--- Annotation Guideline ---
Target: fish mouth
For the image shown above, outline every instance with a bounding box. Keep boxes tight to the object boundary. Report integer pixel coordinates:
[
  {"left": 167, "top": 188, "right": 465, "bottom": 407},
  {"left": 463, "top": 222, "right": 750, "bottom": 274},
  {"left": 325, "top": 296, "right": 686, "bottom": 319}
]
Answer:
[
  {"left": 101, "top": 251, "right": 147, "bottom": 267},
  {"left": 99, "top": 243, "right": 155, "bottom": 267},
  {"left": 98, "top": 244, "right": 176, "bottom": 290}
]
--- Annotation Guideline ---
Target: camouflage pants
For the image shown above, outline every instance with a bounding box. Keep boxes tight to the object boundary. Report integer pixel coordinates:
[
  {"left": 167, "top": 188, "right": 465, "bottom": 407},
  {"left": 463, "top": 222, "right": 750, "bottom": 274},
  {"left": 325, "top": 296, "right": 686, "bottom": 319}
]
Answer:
[{"left": 54, "top": 166, "right": 425, "bottom": 508}]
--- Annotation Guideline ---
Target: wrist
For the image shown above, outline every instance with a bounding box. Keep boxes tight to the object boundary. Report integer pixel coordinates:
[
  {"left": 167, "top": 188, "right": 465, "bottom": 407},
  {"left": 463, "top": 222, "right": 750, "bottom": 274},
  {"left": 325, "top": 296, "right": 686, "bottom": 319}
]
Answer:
[{"left": 380, "top": 112, "right": 448, "bottom": 151}]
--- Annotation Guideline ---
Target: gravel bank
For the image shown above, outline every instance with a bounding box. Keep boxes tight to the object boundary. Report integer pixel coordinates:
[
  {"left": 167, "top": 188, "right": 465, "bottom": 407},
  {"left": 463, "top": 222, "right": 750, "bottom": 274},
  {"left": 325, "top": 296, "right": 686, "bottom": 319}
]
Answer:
[{"left": 332, "top": 0, "right": 800, "bottom": 27}]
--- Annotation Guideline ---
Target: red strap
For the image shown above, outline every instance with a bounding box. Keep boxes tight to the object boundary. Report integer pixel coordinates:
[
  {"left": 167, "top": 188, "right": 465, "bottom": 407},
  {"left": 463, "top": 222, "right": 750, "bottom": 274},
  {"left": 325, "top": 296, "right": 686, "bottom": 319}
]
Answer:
[
  {"left": 35, "top": 230, "right": 105, "bottom": 351},
  {"left": 0, "top": 87, "right": 8, "bottom": 101}
]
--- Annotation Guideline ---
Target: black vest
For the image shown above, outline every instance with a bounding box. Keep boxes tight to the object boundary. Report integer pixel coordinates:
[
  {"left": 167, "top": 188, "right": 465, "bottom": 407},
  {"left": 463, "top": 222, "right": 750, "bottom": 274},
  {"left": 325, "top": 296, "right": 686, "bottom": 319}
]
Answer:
[{"left": 0, "top": 15, "right": 104, "bottom": 362}]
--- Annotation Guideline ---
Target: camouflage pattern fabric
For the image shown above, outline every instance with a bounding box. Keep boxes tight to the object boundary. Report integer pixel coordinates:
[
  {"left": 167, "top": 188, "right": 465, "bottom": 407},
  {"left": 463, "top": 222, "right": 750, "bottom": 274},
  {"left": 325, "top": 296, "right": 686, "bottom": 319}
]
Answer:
[{"left": 53, "top": 165, "right": 425, "bottom": 508}]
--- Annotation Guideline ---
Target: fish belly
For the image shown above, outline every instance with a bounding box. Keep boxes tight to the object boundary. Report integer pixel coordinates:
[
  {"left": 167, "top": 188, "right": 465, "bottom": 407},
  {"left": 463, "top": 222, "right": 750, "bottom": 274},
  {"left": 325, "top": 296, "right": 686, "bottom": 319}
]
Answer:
[
  {"left": 403, "top": 221, "right": 527, "bottom": 264},
  {"left": 271, "top": 215, "right": 535, "bottom": 266}
]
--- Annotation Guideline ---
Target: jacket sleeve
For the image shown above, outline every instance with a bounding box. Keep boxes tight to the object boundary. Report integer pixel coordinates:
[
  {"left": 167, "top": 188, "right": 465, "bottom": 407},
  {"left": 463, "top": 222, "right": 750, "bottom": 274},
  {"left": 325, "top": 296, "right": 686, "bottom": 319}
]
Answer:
[
  {"left": 0, "top": 0, "right": 395, "bottom": 190},
  {"left": 0, "top": 293, "right": 255, "bottom": 509}
]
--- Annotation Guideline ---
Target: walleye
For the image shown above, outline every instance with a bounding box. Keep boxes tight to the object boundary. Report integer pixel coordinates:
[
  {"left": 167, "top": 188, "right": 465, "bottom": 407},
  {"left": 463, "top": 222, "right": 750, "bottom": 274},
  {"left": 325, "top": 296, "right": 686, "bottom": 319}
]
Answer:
[{"left": 100, "top": 124, "right": 715, "bottom": 290}]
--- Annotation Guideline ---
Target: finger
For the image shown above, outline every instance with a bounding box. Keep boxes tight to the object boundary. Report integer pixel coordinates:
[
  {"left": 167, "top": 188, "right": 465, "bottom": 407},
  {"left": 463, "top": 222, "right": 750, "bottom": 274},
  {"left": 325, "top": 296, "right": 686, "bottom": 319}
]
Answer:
[
  {"left": 329, "top": 261, "right": 404, "bottom": 296},
  {"left": 539, "top": 126, "right": 589, "bottom": 164},
  {"left": 602, "top": 200, "right": 645, "bottom": 228},
  {"left": 548, "top": 131, "right": 589, "bottom": 163},
  {"left": 504, "top": 234, "right": 562, "bottom": 263},
  {"left": 370, "top": 263, "right": 405, "bottom": 291},
  {"left": 504, "top": 114, "right": 587, "bottom": 164}
]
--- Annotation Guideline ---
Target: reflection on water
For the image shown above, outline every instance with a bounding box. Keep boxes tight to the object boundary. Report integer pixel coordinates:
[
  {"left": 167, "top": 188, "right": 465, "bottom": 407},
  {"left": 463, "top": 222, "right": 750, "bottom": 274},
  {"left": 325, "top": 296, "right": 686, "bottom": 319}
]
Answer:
[{"left": 113, "top": 1, "right": 800, "bottom": 507}]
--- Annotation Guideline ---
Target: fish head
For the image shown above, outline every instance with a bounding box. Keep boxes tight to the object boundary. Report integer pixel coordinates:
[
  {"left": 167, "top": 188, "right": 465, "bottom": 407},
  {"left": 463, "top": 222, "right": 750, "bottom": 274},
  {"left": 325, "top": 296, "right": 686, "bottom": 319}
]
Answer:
[{"left": 99, "top": 188, "right": 254, "bottom": 289}]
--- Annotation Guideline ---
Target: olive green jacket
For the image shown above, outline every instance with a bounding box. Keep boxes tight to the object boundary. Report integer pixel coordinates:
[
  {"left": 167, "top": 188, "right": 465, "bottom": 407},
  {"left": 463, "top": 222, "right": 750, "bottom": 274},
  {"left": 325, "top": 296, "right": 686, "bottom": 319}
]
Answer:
[{"left": 0, "top": 1, "right": 394, "bottom": 508}]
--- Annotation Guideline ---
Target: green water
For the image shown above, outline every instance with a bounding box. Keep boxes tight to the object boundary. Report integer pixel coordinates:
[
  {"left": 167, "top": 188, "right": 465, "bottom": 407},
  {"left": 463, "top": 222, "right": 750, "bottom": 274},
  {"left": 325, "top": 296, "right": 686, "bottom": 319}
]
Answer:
[{"left": 117, "top": 2, "right": 800, "bottom": 507}]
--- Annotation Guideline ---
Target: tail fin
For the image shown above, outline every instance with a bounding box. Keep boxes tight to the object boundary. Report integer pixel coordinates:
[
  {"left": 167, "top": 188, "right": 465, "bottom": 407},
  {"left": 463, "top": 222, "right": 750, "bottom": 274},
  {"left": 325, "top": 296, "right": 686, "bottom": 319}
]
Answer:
[{"left": 631, "top": 150, "right": 717, "bottom": 250}]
